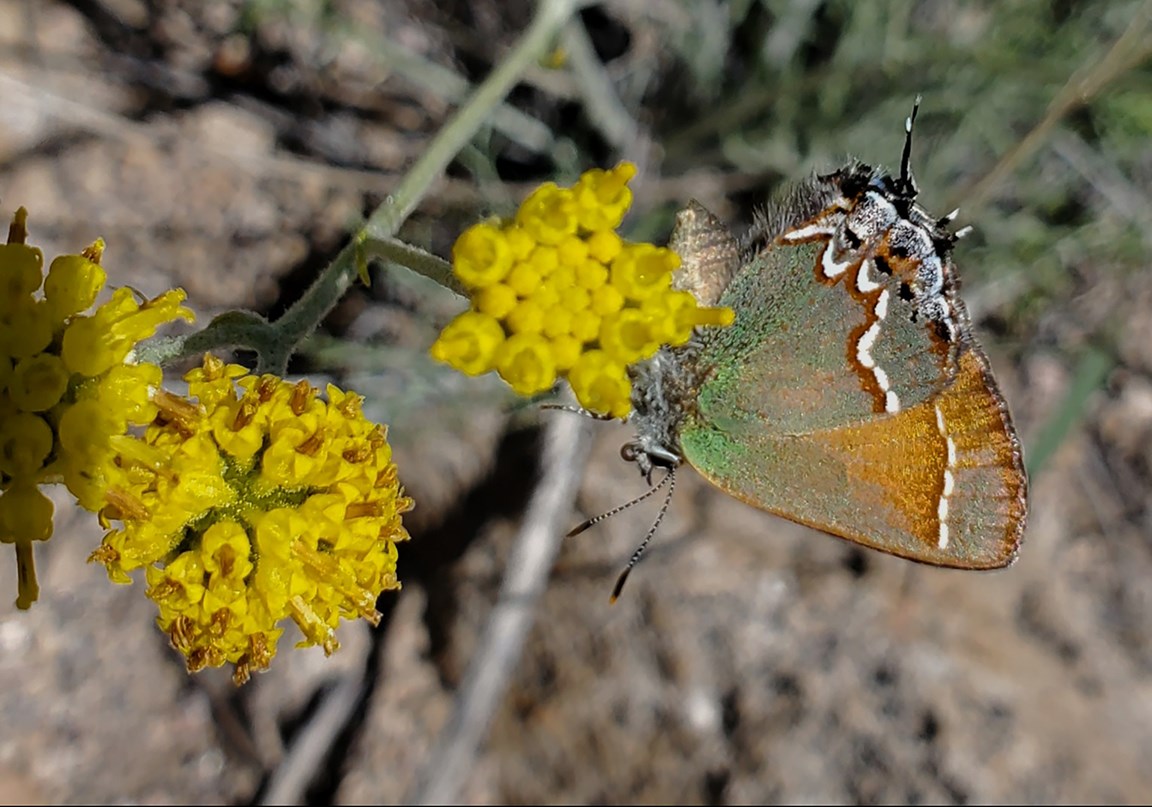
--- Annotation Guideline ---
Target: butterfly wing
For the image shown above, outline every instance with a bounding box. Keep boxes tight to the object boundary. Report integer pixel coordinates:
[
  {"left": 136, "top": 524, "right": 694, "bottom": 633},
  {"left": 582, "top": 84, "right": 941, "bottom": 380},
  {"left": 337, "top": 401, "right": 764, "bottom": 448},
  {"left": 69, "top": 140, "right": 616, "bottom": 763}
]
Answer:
[
  {"left": 680, "top": 342, "right": 1026, "bottom": 568},
  {"left": 672, "top": 169, "right": 1027, "bottom": 568},
  {"left": 694, "top": 170, "right": 965, "bottom": 435}
]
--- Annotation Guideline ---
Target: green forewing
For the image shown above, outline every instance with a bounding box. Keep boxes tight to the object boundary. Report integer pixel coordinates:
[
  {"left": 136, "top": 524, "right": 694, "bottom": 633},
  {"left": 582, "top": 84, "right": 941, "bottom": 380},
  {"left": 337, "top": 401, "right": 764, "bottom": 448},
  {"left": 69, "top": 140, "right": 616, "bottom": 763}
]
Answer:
[{"left": 695, "top": 238, "right": 959, "bottom": 436}]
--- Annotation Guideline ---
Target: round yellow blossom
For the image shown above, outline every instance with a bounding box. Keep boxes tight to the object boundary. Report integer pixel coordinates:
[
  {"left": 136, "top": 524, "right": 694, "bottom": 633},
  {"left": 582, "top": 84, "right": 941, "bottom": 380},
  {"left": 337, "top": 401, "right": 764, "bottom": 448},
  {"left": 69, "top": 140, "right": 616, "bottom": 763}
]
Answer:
[
  {"left": 429, "top": 311, "right": 505, "bottom": 376},
  {"left": 590, "top": 284, "right": 625, "bottom": 317},
  {"left": 587, "top": 229, "right": 622, "bottom": 264},
  {"left": 452, "top": 222, "right": 514, "bottom": 289},
  {"left": 0, "top": 241, "right": 44, "bottom": 302},
  {"left": 599, "top": 309, "right": 659, "bottom": 365},
  {"left": 504, "top": 226, "right": 536, "bottom": 260},
  {"left": 0, "top": 483, "right": 55, "bottom": 606},
  {"left": 495, "top": 334, "right": 556, "bottom": 395},
  {"left": 568, "top": 351, "right": 632, "bottom": 420},
  {"left": 505, "top": 299, "right": 546, "bottom": 335},
  {"left": 430, "top": 163, "right": 733, "bottom": 418},
  {"left": 572, "top": 163, "right": 635, "bottom": 231},
  {"left": 505, "top": 262, "right": 542, "bottom": 297},
  {"left": 557, "top": 235, "right": 589, "bottom": 267},
  {"left": 570, "top": 311, "right": 602, "bottom": 344},
  {"left": 550, "top": 335, "right": 583, "bottom": 371},
  {"left": 527, "top": 283, "right": 561, "bottom": 312},
  {"left": 0, "top": 300, "right": 53, "bottom": 358},
  {"left": 0, "top": 208, "right": 192, "bottom": 610},
  {"left": 475, "top": 284, "right": 519, "bottom": 319},
  {"left": 575, "top": 259, "right": 608, "bottom": 290},
  {"left": 610, "top": 243, "right": 681, "bottom": 302},
  {"left": 9, "top": 354, "right": 70, "bottom": 412},
  {"left": 0, "top": 412, "right": 54, "bottom": 476},
  {"left": 91, "top": 355, "right": 413, "bottom": 685},
  {"left": 529, "top": 245, "right": 559, "bottom": 276},
  {"left": 44, "top": 249, "right": 107, "bottom": 321},
  {"left": 542, "top": 307, "right": 575, "bottom": 339},
  {"left": 516, "top": 183, "right": 578, "bottom": 244},
  {"left": 0, "top": 483, "right": 54, "bottom": 543}
]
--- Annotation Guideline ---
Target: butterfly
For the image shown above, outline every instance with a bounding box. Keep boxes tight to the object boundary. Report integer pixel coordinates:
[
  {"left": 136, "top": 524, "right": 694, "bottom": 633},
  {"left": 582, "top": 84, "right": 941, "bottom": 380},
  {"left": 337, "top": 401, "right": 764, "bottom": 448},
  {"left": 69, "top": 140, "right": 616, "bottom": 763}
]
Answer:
[{"left": 595, "top": 106, "right": 1028, "bottom": 599}]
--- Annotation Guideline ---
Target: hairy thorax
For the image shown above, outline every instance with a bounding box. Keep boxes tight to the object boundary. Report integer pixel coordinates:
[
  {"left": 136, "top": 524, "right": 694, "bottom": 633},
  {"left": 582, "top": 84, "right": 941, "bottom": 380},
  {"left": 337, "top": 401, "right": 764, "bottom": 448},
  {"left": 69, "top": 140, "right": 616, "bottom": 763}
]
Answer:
[{"left": 626, "top": 340, "right": 710, "bottom": 476}]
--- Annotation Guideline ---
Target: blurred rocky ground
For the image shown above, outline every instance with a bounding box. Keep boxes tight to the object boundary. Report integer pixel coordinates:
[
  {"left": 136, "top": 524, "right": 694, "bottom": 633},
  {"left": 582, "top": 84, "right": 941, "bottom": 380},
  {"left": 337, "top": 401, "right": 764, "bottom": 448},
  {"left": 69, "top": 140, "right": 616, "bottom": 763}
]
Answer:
[{"left": 0, "top": 0, "right": 1150, "bottom": 804}]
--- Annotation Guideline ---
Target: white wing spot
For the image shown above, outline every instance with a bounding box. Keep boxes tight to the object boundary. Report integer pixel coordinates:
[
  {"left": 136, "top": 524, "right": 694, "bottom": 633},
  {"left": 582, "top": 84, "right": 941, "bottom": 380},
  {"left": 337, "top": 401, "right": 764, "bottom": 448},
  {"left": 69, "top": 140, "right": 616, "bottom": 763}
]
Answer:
[
  {"left": 856, "top": 258, "right": 881, "bottom": 292},
  {"left": 856, "top": 322, "right": 880, "bottom": 368},
  {"left": 781, "top": 222, "right": 837, "bottom": 243},
  {"left": 874, "top": 288, "right": 890, "bottom": 320},
  {"left": 821, "top": 243, "right": 851, "bottom": 278},
  {"left": 873, "top": 366, "right": 890, "bottom": 391},
  {"left": 934, "top": 404, "right": 957, "bottom": 550},
  {"left": 855, "top": 291, "right": 899, "bottom": 412}
]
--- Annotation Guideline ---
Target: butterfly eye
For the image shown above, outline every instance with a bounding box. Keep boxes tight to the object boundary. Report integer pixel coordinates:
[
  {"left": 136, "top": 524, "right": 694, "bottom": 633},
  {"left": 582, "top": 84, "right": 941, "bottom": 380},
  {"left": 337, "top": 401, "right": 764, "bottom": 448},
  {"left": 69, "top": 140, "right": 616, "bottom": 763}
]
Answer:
[{"left": 620, "top": 442, "right": 639, "bottom": 463}]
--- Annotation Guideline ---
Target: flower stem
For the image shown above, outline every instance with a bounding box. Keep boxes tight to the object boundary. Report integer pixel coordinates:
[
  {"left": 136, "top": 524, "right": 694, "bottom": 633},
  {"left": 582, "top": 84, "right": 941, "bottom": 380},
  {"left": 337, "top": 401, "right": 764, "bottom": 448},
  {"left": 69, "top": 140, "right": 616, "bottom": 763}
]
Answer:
[
  {"left": 263, "top": 0, "right": 585, "bottom": 374},
  {"left": 362, "top": 237, "right": 466, "bottom": 300}
]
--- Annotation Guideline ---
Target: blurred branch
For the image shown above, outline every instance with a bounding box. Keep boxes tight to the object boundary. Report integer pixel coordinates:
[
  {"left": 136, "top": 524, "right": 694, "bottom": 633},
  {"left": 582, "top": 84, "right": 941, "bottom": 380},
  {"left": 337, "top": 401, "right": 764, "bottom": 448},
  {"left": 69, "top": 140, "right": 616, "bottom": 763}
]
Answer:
[
  {"left": 561, "top": 18, "right": 641, "bottom": 153},
  {"left": 0, "top": 69, "right": 400, "bottom": 192},
  {"left": 960, "top": 0, "right": 1152, "bottom": 210},
  {"left": 1026, "top": 346, "right": 1114, "bottom": 480},
  {"left": 1051, "top": 131, "right": 1152, "bottom": 252},
  {"left": 406, "top": 412, "right": 593, "bottom": 805},
  {"left": 267, "top": 0, "right": 587, "bottom": 373},
  {"left": 329, "top": 20, "right": 558, "bottom": 155},
  {"left": 258, "top": 675, "right": 365, "bottom": 806},
  {"left": 360, "top": 0, "right": 585, "bottom": 239}
]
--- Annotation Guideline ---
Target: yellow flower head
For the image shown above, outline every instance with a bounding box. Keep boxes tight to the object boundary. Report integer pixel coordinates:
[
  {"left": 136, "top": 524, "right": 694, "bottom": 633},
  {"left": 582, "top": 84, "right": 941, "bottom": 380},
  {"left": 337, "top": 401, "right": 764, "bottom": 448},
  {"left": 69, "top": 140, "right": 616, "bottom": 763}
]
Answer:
[
  {"left": 89, "top": 355, "right": 413, "bottom": 685},
  {"left": 430, "top": 163, "right": 733, "bottom": 418},
  {"left": 0, "top": 208, "right": 192, "bottom": 610}
]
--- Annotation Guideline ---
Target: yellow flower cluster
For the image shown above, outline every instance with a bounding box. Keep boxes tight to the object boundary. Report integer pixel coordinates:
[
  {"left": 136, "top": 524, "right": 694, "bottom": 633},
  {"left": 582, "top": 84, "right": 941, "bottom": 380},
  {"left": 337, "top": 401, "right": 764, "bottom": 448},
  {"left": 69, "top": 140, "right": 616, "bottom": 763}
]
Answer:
[
  {"left": 0, "top": 209, "right": 191, "bottom": 609},
  {"left": 430, "top": 163, "right": 733, "bottom": 419},
  {"left": 90, "top": 355, "right": 413, "bottom": 684}
]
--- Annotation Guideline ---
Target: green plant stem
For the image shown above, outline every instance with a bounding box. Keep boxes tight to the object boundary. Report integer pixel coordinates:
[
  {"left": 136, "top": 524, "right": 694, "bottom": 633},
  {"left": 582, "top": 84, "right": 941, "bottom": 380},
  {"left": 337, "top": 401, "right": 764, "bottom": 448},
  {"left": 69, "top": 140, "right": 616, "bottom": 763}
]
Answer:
[
  {"left": 362, "top": 237, "right": 466, "bottom": 300},
  {"left": 364, "top": 1, "right": 584, "bottom": 238},
  {"left": 263, "top": 0, "right": 582, "bottom": 374},
  {"left": 146, "top": 0, "right": 584, "bottom": 373}
]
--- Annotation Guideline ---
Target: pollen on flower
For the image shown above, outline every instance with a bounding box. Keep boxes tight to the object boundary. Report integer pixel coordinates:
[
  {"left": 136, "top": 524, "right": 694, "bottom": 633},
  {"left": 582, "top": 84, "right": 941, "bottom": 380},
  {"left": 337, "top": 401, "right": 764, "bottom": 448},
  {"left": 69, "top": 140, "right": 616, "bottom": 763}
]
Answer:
[
  {"left": 90, "top": 356, "right": 413, "bottom": 685},
  {"left": 0, "top": 208, "right": 191, "bottom": 610},
  {"left": 430, "top": 163, "right": 734, "bottom": 418}
]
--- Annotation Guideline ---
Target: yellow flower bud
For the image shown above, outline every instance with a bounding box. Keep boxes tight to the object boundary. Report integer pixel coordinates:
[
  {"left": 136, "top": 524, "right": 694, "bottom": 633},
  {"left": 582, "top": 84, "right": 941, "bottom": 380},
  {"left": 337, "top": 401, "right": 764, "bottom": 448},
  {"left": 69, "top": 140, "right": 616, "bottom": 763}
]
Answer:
[
  {"left": 568, "top": 350, "right": 632, "bottom": 419},
  {"left": 452, "top": 222, "right": 514, "bottom": 288},
  {"left": 573, "top": 163, "right": 636, "bottom": 231},
  {"left": 516, "top": 184, "right": 579, "bottom": 245},
  {"left": 0, "top": 412, "right": 54, "bottom": 476},
  {"left": 495, "top": 334, "right": 556, "bottom": 395},
  {"left": 8, "top": 353, "right": 70, "bottom": 412},
  {"left": 429, "top": 311, "right": 505, "bottom": 376},
  {"left": 44, "top": 250, "right": 107, "bottom": 322}
]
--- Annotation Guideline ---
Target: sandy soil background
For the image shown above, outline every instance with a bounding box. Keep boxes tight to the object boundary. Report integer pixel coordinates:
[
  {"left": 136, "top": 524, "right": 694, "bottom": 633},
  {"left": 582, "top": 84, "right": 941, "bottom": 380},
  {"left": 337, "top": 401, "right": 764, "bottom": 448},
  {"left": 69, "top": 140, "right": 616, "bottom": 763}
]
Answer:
[{"left": 1, "top": 1, "right": 1150, "bottom": 804}]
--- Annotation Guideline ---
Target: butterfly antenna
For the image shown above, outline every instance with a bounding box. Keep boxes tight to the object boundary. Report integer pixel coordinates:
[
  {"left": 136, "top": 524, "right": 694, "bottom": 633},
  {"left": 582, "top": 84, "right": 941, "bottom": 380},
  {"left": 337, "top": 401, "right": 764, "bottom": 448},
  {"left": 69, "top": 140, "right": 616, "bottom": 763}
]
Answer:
[
  {"left": 898, "top": 95, "right": 922, "bottom": 199},
  {"left": 610, "top": 466, "right": 677, "bottom": 603},
  {"left": 566, "top": 466, "right": 673, "bottom": 538}
]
